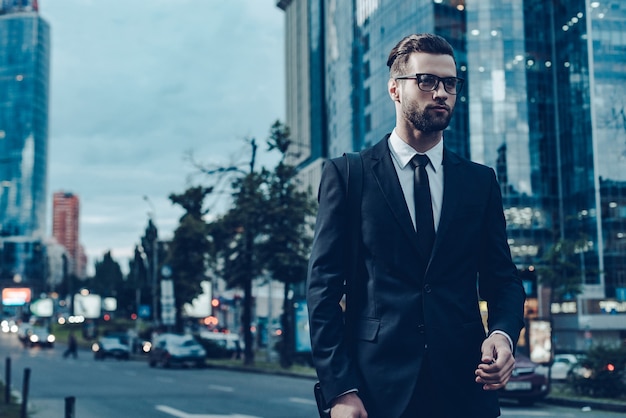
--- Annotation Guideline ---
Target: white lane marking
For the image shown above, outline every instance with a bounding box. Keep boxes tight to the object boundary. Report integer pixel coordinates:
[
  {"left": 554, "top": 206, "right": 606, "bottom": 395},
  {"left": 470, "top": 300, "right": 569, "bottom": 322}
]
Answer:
[
  {"left": 208, "top": 384, "right": 234, "bottom": 392},
  {"left": 156, "top": 405, "right": 188, "bottom": 417},
  {"left": 288, "top": 397, "right": 317, "bottom": 405},
  {"left": 500, "top": 408, "right": 572, "bottom": 417},
  {"left": 155, "top": 405, "right": 260, "bottom": 418}
]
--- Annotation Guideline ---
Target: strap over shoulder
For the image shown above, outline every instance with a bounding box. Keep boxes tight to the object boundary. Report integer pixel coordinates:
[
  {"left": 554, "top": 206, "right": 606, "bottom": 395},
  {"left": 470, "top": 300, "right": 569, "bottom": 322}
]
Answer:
[{"left": 342, "top": 152, "right": 362, "bottom": 310}]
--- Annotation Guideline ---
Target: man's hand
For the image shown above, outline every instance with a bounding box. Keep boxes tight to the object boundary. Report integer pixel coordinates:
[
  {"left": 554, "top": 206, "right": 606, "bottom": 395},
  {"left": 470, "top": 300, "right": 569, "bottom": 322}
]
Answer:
[
  {"left": 330, "top": 392, "right": 368, "bottom": 418},
  {"left": 475, "top": 333, "right": 516, "bottom": 390}
]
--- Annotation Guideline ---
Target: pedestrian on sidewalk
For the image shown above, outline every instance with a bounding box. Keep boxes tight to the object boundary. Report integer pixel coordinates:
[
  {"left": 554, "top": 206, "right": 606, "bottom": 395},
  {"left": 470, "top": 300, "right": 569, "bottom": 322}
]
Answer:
[{"left": 63, "top": 331, "right": 78, "bottom": 359}]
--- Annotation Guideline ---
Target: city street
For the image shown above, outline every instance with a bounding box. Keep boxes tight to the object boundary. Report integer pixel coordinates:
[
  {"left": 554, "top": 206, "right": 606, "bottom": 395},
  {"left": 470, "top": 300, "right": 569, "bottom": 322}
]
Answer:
[{"left": 0, "top": 332, "right": 624, "bottom": 418}]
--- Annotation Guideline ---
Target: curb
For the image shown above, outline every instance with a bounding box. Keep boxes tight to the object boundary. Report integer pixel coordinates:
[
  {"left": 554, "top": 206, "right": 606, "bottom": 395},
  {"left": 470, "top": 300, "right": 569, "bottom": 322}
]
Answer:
[
  {"left": 206, "top": 362, "right": 626, "bottom": 412},
  {"left": 543, "top": 396, "right": 626, "bottom": 413},
  {"left": 205, "top": 361, "right": 626, "bottom": 414}
]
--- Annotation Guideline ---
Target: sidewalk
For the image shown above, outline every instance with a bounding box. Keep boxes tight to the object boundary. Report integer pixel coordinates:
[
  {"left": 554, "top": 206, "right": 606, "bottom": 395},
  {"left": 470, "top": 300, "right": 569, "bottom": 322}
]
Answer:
[
  {"left": 205, "top": 358, "right": 626, "bottom": 414},
  {"left": 545, "top": 383, "right": 626, "bottom": 414}
]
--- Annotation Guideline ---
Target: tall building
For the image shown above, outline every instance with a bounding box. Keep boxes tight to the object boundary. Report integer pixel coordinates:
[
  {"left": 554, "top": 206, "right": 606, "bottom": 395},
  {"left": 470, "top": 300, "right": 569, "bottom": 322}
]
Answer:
[
  {"left": 278, "top": 0, "right": 626, "bottom": 350},
  {"left": 0, "top": 0, "right": 50, "bottom": 294},
  {"left": 52, "top": 191, "right": 85, "bottom": 278}
]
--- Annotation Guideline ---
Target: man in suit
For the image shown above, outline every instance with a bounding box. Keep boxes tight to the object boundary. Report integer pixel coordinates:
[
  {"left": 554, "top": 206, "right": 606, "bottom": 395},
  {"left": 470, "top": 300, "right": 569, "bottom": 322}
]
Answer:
[{"left": 307, "top": 33, "right": 526, "bottom": 418}]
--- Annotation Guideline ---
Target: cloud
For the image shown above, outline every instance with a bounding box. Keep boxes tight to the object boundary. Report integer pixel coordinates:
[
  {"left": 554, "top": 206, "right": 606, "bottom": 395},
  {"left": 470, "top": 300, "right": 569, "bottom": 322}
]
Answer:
[{"left": 40, "top": 0, "right": 285, "bottom": 273}]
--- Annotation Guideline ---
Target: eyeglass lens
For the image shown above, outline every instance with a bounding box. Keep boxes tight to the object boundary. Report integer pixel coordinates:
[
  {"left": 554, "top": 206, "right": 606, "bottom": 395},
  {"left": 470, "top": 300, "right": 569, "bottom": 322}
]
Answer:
[{"left": 419, "top": 75, "right": 460, "bottom": 94}]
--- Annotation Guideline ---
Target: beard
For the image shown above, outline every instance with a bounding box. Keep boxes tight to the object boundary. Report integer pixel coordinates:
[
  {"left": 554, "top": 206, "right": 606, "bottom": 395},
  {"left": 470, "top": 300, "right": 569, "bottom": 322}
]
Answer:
[{"left": 402, "top": 100, "right": 453, "bottom": 133}]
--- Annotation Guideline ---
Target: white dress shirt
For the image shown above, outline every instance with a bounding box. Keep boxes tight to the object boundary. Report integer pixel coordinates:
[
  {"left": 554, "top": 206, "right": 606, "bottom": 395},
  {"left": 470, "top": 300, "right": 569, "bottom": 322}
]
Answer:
[{"left": 388, "top": 129, "right": 444, "bottom": 231}]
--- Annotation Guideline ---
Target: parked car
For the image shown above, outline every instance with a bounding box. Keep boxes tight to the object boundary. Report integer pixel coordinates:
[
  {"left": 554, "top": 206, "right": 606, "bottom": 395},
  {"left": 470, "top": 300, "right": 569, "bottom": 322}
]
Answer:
[
  {"left": 197, "top": 331, "right": 243, "bottom": 359},
  {"left": 551, "top": 353, "right": 584, "bottom": 380},
  {"left": 148, "top": 333, "right": 206, "bottom": 368},
  {"left": 499, "top": 354, "right": 550, "bottom": 405},
  {"left": 19, "top": 325, "right": 55, "bottom": 348},
  {"left": 92, "top": 336, "right": 130, "bottom": 360},
  {"left": 1, "top": 318, "right": 19, "bottom": 333}
]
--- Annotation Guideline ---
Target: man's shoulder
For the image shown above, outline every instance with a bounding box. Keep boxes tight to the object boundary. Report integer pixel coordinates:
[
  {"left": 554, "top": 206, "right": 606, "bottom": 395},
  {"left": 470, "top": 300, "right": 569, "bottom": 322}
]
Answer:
[{"left": 445, "top": 148, "right": 494, "bottom": 174}]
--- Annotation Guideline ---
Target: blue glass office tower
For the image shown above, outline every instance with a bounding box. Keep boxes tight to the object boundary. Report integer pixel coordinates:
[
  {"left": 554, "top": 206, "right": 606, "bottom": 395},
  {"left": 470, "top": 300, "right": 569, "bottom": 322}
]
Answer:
[
  {"left": 0, "top": 1, "right": 50, "bottom": 293},
  {"left": 0, "top": 0, "right": 49, "bottom": 238},
  {"left": 279, "top": 0, "right": 626, "bottom": 349}
]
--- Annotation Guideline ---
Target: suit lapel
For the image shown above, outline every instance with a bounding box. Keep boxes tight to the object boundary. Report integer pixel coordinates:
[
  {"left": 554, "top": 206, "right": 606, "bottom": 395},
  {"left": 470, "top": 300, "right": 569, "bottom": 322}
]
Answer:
[
  {"left": 431, "top": 148, "right": 462, "bottom": 257},
  {"left": 369, "top": 138, "right": 422, "bottom": 255}
]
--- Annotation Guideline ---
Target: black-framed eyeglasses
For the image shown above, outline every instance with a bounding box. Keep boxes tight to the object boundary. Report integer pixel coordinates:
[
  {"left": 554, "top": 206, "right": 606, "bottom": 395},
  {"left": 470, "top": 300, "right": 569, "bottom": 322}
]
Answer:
[{"left": 395, "top": 73, "right": 464, "bottom": 95}]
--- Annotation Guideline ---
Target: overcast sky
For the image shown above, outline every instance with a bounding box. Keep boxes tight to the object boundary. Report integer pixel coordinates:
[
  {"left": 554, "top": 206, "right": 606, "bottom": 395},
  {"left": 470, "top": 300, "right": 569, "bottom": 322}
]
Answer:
[{"left": 40, "top": 0, "right": 285, "bottom": 274}]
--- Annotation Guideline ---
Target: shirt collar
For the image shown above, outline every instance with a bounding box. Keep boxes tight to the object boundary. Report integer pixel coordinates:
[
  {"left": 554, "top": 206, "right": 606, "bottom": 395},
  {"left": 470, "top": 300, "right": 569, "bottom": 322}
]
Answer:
[{"left": 388, "top": 128, "right": 444, "bottom": 172}]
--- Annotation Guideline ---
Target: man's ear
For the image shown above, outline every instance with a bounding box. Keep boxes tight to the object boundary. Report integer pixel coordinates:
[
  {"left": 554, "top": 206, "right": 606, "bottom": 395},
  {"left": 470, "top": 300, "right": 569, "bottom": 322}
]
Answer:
[{"left": 388, "top": 78, "right": 400, "bottom": 102}]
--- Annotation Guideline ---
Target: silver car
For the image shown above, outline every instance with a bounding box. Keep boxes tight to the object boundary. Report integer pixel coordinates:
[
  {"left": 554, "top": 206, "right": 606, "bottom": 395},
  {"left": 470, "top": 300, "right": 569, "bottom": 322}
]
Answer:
[{"left": 148, "top": 333, "right": 206, "bottom": 368}]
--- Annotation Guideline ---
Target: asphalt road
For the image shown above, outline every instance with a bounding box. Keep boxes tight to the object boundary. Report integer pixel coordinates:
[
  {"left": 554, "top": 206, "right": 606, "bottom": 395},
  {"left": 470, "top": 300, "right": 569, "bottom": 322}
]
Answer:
[{"left": 1, "top": 332, "right": 624, "bottom": 418}]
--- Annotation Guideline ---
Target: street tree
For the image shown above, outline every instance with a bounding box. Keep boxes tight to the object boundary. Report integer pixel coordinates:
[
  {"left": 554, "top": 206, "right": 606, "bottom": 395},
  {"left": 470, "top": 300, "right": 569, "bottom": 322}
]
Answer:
[
  {"left": 126, "top": 245, "right": 150, "bottom": 316},
  {"left": 537, "top": 237, "right": 588, "bottom": 305},
  {"left": 165, "top": 186, "right": 213, "bottom": 331},
  {"left": 210, "top": 160, "right": 268, "bottom": 365},
  {"left": 261, "top": 121, "right": 317, "bottom": 368},
  {"left": 90, "top": 251, "right": 131, "bottom": 314}
]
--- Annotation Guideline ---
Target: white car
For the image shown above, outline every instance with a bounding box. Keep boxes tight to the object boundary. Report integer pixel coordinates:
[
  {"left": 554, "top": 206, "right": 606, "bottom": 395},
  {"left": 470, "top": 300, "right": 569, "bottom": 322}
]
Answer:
[
  {"left": 92, "top": 336, "right": 131, "bottom": 360},
  {"left": 18, "top": 325, "right": 55, "bottom": 348},
  {"left": 551, "top": 354, "right": 582, "bottom": 380},
  {"left": 148, "top": 333, "right": 206, "bottom": 368}
]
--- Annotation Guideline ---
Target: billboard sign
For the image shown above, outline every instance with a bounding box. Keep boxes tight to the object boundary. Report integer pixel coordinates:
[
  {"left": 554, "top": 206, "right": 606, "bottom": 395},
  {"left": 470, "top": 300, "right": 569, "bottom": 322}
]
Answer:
[
  {"left": 529, "top": 319, "right": 553, "bottom": 365},
  {"left": 294, "top": 300, "right": 311, "bottom": 353},
  {"left": 30, "top": 298, "right": 54, "bottom": 317},
  {"left": 73, "top": 294, "right": 102, "bottom": 319},
  {"left": 1, "top": 288, "right": 32, "bottom": 306}
]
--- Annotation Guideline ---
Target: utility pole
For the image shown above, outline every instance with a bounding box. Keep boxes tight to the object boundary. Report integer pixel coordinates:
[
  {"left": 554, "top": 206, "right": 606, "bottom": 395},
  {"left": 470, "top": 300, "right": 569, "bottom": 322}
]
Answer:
[
  {"left": 242, "top": 138, "right": 257, "bottom": 366},
  {"left": 143, "top": 196, "right": 159, "bottom": 326}
]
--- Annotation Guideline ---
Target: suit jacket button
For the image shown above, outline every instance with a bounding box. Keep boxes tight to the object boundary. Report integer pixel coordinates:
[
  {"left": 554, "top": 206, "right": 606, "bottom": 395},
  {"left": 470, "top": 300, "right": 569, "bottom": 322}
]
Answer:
[{"left": 424, "top": 284, "right": 432, "bottom": 293}]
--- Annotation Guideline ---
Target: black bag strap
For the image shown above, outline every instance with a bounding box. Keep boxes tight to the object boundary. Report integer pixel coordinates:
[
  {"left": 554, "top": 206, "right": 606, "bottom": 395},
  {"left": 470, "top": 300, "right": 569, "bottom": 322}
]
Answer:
[
  {"left": 314, "top": 152, "right": 363, "bottom": 417},
  {"left": 343, "top": 152, "right": 363, "bottom": 320}
]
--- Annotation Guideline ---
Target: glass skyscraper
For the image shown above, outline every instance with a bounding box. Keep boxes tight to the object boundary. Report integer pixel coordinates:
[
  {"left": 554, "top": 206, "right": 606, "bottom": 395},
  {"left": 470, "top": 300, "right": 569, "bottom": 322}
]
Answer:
[
  {"left": 0, "top": 1, "right": 50, "bottom": 293},
  {"left": 278, "top": 0, "right": 626, "bottom": 350}
]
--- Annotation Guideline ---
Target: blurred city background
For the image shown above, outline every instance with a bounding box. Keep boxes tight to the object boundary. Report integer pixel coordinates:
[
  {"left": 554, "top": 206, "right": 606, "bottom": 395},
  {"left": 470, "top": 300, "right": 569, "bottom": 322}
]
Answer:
[{"left": 0, "top": 0, "right": 625, "bottom": 415}]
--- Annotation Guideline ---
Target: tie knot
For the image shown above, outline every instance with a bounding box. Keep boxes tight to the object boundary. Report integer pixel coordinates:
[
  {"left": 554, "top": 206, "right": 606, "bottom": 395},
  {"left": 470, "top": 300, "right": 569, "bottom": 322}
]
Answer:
[{"left": 410, "top": 154, "right": 430, "bottom": 169}]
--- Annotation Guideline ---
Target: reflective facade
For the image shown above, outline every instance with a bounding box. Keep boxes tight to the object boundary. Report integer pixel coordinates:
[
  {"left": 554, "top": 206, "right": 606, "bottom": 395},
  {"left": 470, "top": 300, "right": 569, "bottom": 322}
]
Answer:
[
  {"left": 0, "top": 3, "right": 50, "bottom": 293},
  {"left": 0, "top": 6, "right": 50, "bottom": 238},
  {"left": 279, "top": 0, "right": 626, "bottom": 347}
]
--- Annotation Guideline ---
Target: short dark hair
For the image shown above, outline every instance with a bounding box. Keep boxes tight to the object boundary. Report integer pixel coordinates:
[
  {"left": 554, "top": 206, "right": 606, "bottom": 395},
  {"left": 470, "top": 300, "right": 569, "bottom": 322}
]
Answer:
[{"left": 387, "top": 33, "right": 456, "bottom": 77}]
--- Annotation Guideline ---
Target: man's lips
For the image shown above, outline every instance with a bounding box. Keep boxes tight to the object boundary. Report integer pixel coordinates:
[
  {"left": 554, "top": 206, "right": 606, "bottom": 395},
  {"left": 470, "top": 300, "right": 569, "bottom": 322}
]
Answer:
[{"left": 428, "top": 105, "right": 450, "bottom": 112}]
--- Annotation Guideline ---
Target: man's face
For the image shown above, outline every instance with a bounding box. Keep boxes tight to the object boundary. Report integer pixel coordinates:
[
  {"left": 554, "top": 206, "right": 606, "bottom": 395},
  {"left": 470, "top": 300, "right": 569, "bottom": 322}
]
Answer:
[{"left": 397, "top": 53, "right": 458, "bottom": 133}]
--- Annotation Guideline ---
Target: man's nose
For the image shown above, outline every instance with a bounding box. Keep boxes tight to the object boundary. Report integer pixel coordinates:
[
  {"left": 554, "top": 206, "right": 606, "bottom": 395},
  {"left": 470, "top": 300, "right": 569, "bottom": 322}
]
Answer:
[{"left": 432, "top": 82, "right": 449, "bottom": 98}]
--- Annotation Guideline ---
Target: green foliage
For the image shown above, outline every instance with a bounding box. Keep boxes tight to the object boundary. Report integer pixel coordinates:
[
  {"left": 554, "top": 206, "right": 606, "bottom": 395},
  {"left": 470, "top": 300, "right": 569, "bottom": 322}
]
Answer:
[
  {"left": 166, "top": 186, "right": 213, "bottom": 327},
  {"left": 261, "top": 121, "right": 316, "bottom": 288},
  {"left": 91, "top": 251, "right": 124, "bottom": 296},
  {"left": 204, "top": 121, "right": 316, "bottom": 367},
  {"left": 537, "top": 238, "right": 585, "bottom": 302},
  {"left": 568, "top": 345, "right": 626, "bottom": 398},
  {"left": 213, "top": 171, "right": 269, "bottom": 290}
]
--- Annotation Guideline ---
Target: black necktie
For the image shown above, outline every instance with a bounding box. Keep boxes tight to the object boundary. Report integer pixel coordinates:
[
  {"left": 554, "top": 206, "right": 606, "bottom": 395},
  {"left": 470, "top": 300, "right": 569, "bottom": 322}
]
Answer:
[{"left": 410, "top": 154, "right": 435, "bottom": 258}]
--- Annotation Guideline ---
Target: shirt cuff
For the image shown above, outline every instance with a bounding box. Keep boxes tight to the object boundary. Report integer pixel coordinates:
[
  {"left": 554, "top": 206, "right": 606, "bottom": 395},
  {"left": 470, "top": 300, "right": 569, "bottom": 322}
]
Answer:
[{"left": 490, "top": 330, "right": 514, "bottom": 351}]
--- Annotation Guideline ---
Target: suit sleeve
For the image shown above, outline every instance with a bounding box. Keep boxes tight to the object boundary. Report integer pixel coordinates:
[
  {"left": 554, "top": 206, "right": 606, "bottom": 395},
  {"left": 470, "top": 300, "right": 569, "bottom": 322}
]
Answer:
[
  {"left": 307, "top": 158, "right": 361, "bottom": 403},
  {"left": 477, "top": 169, "right": 526, "bottom": 350}
]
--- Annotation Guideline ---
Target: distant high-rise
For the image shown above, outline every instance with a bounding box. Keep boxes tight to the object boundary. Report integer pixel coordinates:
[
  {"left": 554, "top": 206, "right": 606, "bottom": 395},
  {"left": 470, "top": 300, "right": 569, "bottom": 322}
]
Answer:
[
  {"left": 0, "top": 0, "right": 50, "bottom": 293},
  {"left": 52, "top": 191, "right": 84, "bottom": 278},
  {"left": 0, "top": 0, "right": 49, "bottom": 238},
  {"left": 278, "top": 0, "right": 626, "bottom": 351}
]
